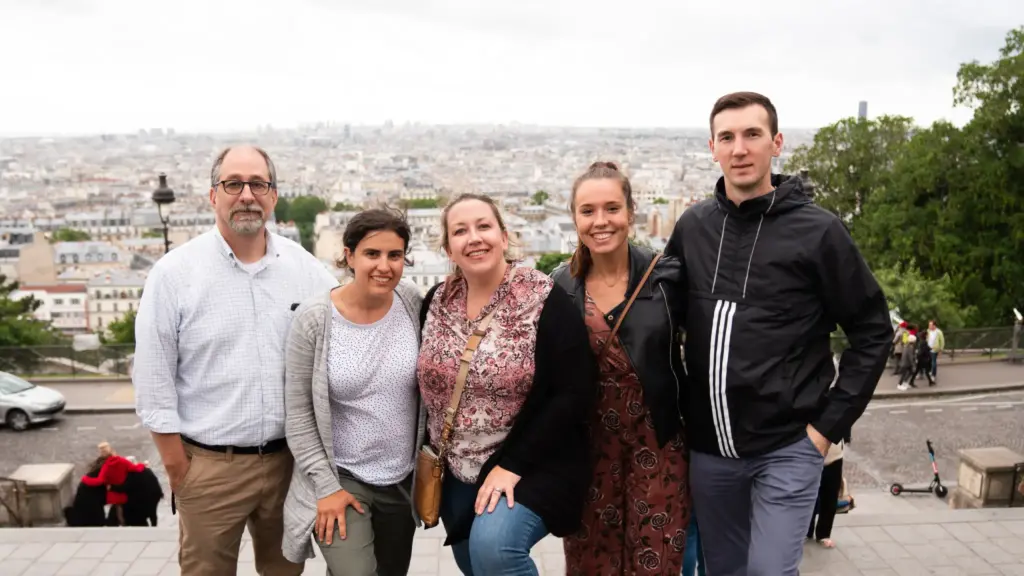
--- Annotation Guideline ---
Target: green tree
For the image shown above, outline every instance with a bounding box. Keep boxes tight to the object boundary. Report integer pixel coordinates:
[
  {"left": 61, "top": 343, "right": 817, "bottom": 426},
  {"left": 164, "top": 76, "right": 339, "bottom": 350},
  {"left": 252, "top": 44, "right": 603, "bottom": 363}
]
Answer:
[
  {"left": 50, "top": 228, "right": 91, "bottom": 242},
  {"left": 274, "top": 197, "right": 291, "bottom": 223},
  {"left": 784, "top": 115, "right": 914, "bottom": 225},
  {"left": 874, "top": 263, "right": 973, "bottom": 330},
  {"left": 403, "top": 198, "right": 440, "bottom": 209},
  {"left": 853, "top": 27, "right": 1024, "bottom": 327},
  {"left": 332, "top": 202, "right": 360, "bottom": 212},
  {"left": 532, "top": 190, "right": 550, "bottom": 206},
  {"left": 142, "top": 229, "right": 163, "bottom": 239},
  {"left": 102, "top": 309, "right": 136, "bottom": 345},
  {"left": 534, "top": 252, "right": 572, "bottom": 275},
  {"left": 288, "top": 196, "right": 327, "bottom": 224},
  {"left": 0, "top": 276, "right": 63, "bottom": 346},
  {"left": 652, "top": 197, "right": 668, "bottom": 205}
]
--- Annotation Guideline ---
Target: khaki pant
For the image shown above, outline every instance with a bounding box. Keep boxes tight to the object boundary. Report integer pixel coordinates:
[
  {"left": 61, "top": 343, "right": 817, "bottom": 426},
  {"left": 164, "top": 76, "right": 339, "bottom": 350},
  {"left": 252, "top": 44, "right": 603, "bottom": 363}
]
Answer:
[{"left": 176, "top": 443, "right": 304, "bottom": 576}]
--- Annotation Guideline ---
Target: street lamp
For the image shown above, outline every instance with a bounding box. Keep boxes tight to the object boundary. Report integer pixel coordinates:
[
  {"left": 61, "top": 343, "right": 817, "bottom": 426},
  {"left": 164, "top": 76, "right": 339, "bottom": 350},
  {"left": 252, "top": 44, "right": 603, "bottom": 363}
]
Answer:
[{"left": 152, "top": 173, "right": 175, "bottom": 254}]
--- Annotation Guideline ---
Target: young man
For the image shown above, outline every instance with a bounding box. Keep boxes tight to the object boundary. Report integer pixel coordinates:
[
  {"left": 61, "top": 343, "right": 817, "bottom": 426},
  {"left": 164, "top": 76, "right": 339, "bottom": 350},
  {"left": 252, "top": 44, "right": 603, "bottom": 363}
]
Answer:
[
  {"left": 664, "top": 92, "right": 893, "bottom": 575},
  {"left": 134, "top": 146, "right": 338, "bottom": 575}
]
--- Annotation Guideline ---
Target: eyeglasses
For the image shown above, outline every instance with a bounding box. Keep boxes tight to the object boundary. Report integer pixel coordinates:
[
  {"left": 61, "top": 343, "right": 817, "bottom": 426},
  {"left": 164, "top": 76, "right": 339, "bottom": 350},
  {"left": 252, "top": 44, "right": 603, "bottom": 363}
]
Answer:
[{"left": 216, "top": 180, "right": 273, "bottom": 196}]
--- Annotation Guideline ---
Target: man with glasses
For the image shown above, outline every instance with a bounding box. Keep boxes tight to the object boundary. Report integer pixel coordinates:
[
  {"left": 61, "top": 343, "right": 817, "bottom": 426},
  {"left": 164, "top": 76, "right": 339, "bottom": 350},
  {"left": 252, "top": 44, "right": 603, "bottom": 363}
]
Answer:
[{"left": 133, "top": 145, "right": 338, "bottom": 575}]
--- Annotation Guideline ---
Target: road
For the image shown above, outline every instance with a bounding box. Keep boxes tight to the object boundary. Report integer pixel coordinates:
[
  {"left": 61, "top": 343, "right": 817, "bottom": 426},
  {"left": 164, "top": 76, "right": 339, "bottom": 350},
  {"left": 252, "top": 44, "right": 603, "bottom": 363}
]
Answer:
[
  {"left": 0, "top": 413, "right": 168, "bottom": 489},
  {"left": 849, "top": 390, "right": 1024, "bottom": 491}
]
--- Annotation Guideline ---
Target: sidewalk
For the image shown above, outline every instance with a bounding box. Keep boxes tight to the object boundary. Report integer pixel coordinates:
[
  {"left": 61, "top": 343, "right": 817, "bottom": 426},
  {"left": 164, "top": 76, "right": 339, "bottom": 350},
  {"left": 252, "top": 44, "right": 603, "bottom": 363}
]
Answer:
[
  {"left": 43, "top": 362, "right": 1024, "bottom": 412},
  {"left": 2, "top": 508, "right": 1023, "bottom": 575}
]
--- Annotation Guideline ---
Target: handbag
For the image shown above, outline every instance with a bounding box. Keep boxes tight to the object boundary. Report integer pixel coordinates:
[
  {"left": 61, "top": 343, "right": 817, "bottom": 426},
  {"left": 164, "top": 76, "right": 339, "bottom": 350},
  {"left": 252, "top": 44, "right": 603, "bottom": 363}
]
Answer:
[
  {"left": 414, "top": 307, "right": 498, "bottom": 528},
  {"left": 598, "top": 254, "right": 662, "bottom": 362}
]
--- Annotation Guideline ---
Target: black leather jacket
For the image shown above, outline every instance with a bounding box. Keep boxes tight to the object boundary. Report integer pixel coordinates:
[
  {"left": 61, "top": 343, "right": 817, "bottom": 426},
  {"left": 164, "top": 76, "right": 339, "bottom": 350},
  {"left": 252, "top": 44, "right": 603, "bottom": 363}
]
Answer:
[{"left": 551, "top": 244, "right": 687, "bottom": 447}]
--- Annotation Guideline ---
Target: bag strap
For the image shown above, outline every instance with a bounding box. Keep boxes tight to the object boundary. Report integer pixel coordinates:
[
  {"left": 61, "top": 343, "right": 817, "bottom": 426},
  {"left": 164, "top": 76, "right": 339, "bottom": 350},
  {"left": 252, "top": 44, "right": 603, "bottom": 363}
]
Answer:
[
  {"left": 599, "top": 254, "right": 662, "bottom": 362},
  {"left": 437, "top": 308, "right": 498, "bottom": 458}
]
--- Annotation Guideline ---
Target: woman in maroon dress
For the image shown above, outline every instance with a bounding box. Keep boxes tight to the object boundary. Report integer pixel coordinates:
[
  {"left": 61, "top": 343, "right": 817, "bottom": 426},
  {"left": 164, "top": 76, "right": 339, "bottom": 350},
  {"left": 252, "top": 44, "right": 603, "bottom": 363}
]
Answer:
[{"left": 553, "top": 161, "right": 690, "bottom": 574}]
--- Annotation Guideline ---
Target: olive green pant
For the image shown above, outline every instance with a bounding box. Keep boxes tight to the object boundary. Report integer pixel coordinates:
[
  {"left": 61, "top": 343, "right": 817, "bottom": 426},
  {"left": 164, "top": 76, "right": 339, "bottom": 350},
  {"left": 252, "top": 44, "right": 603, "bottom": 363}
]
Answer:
[{"left": 320, "top": 469, "right": 416, "bottom": 576}]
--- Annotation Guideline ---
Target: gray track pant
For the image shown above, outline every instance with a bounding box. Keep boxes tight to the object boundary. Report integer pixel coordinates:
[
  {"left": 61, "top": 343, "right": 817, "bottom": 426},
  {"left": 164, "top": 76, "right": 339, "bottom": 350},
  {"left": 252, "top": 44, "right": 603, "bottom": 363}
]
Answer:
[{"left": 690, "top": 435, "right": 825, "bottom": 576}]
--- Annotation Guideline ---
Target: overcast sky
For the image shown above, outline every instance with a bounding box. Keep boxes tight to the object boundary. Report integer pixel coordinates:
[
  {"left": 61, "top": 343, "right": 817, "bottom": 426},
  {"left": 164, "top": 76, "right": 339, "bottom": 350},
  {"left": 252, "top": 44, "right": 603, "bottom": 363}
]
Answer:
[{"left": 0, "top": 0, "right": 1019, "bottom": 136}]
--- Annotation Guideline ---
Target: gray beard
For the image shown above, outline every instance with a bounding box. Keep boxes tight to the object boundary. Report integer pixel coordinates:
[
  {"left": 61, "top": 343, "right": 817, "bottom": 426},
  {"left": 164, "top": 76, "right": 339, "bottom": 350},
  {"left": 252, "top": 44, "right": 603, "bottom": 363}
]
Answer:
[{"left": 228, "top": 214, "right": 265, "bottom": 235}]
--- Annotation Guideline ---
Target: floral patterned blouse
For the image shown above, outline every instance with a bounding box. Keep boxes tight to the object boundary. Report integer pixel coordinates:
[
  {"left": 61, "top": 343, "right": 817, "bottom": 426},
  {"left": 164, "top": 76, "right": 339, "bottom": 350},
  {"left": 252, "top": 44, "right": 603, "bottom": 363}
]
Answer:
[{"left": 417, "top": 264, "right": 553, "bottom": 483}]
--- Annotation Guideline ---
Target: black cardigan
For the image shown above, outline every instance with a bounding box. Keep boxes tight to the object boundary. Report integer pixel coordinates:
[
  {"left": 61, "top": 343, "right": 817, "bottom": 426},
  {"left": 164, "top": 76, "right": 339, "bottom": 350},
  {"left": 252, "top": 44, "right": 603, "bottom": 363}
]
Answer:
[{"left": 419, "top": 281, "right": 597, "bottom": 546}]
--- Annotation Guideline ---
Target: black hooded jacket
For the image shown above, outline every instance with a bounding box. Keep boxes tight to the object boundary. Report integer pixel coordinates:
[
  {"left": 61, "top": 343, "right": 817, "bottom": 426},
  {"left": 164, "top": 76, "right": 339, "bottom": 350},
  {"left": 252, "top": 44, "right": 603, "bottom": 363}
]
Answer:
[{"left": 665, "top": 174, "right": 893, "bottom": 458}]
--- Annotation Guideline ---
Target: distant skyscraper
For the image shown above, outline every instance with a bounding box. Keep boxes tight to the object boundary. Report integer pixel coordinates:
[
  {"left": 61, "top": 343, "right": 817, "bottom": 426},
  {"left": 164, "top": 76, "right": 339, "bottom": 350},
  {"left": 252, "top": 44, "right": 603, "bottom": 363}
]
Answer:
[{"left": 858, "top": 101, "right": 868, "bottom": 120}]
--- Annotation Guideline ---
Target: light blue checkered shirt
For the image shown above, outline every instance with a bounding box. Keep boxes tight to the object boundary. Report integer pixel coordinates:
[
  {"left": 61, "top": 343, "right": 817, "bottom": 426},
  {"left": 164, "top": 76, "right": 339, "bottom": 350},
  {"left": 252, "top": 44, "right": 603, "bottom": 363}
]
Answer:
[{"left": 133, "top": 227, "right": 338, "bottom": 446}]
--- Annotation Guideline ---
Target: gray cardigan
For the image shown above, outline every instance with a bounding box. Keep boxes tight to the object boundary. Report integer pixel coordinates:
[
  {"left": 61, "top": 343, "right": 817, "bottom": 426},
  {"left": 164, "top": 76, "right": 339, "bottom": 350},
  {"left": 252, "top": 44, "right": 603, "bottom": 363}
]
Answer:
[{"left": 281, "top": 279, "right": 427, "bottom": 563}]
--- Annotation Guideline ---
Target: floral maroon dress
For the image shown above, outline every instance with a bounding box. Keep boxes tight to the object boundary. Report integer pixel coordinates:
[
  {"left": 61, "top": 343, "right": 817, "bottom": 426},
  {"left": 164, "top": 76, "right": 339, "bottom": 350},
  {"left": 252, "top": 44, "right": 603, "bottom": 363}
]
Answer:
[{"left": 563, "top": 293, "right": 690, "bottom": 575}]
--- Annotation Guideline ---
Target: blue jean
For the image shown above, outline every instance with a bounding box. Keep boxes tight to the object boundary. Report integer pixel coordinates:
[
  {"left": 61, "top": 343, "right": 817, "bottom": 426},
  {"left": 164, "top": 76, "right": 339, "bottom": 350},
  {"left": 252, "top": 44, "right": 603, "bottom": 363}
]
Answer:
[
  {"left": 440, "top": 476, "right": 549, "bottom": 576},
  {"left": 931, "top": 351, "right": 938, "bottom": 377},
  {"left": 682, "top": 511, "right": 706, "bottom": 576},
  {"left": 690, "top": 435, "right": 824, "bottom": 576}
]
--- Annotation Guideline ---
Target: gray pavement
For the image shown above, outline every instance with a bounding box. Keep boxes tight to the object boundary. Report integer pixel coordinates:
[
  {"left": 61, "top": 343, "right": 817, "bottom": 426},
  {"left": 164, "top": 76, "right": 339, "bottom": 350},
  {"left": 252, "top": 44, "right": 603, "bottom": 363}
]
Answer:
[
  {"left": 2, "top": 509, "right": 1024, "bottom": 575},
  {"left": 848, "top": 390, "right": 1024, "bottom": 490}
]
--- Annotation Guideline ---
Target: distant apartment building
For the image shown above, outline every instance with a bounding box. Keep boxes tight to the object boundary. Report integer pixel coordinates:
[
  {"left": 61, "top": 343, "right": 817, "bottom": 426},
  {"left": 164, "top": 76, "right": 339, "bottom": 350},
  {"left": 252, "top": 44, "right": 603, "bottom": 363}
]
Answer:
[
  {"left": 62, "top": 209, "right": 134, "bottom": 241},
  {"left": 402, "top": 244, "right": 451, "bottom": 294},
  {"left": 54, "top": 242, "right": 127, "bottom": 273},
  {"left": 400, "top": 184, "right": 437, "bottom": 201},
  {"left": 86, "top": 270, "right": 146, "bottom": 332},
  {"left": 313, "top": 210, "right": 359, "bottom": 263},
  {"left": 11, "top": 284, "right": 89, "bottom": 334}
]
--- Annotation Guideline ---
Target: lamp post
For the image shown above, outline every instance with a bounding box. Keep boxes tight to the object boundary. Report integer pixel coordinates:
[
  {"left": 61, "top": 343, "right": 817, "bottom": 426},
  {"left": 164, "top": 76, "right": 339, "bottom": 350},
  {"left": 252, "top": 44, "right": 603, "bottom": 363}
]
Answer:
[{"left": 152, "top": 173, "right": 176, "bottom": 254}]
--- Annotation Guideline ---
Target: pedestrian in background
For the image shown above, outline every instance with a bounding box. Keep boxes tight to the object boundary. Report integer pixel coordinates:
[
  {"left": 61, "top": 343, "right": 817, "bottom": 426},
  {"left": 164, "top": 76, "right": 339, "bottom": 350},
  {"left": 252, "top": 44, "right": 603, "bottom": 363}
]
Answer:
[{"left": 927, "top": 320, "right": 945, "bottom": 381}]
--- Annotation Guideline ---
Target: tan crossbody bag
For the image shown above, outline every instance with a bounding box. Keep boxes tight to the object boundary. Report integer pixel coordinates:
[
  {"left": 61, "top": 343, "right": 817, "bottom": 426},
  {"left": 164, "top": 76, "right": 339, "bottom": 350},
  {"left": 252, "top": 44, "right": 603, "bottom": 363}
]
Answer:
[{"left": 414, "top": 308, "right": 497, "bottom": 528}]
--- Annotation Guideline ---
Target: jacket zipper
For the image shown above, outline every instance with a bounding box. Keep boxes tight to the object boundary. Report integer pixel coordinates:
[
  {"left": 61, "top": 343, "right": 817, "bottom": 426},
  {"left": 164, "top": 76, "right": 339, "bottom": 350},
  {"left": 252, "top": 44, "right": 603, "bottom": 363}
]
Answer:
[{"left": 660, "top": 284, "right": 685, "bottom": 426}]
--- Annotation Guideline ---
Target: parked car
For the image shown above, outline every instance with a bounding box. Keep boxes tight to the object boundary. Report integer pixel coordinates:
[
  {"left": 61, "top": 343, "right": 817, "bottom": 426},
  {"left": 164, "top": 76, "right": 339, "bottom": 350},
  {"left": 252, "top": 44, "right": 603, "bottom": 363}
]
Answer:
[{"left": 0, "top": 371, "right": 66, "bottom": 431}]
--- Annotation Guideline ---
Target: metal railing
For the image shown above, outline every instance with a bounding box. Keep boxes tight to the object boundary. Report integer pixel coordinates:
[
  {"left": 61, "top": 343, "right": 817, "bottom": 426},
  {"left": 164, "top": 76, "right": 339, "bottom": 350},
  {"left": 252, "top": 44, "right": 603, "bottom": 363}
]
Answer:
[
  {"left": 832, "top": 326, "right": 1017, "bottom": 363},
  {"left": 0, "top": 344, "right": 134, "bottom": 379}
]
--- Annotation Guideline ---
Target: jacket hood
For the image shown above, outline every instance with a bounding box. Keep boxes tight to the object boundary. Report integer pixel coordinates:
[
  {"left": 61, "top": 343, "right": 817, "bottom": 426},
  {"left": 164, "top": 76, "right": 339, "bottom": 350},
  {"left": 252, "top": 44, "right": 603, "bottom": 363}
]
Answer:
[{"left": 714, "top": 173, "right": 811, "bottom": 220}]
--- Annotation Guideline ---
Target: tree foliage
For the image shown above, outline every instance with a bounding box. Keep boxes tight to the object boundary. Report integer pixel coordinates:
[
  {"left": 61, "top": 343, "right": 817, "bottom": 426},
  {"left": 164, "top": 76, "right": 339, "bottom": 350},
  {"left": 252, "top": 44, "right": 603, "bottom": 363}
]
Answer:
[
  {"left": 784, "top": 115, "right": 914, "bottom": 225},
  {"left": 534, "top": 252, "right": 572, "bottom": 275},
  {"left": 0, "top": 276, "right": 64, "bottom": 348},
  {"left": 873, "top": 263, "right": 972, "bottom": 330},
  {"left": 403, "top": 198, "right": 440, "bottom": 209},
  {"left": 275, "top": 197, "right": 291, "bottom": 223},
  {"left": 102, "top": 309, "right": 136, "bottom": 345},
  {"left": 332, "top": 202, "right": 360, "bottom": 212},
  {"left": 791, "top": 27, "right": 1024, "bottom": 328},
  {"left": 50, "top": 228, "right": 91, "bottom": 242},
  {"left": 532, "top": 190, "right": 550, "bottom": 206},
  {"left": 289, "top": 196, "right": 329, "bottom": 224}
]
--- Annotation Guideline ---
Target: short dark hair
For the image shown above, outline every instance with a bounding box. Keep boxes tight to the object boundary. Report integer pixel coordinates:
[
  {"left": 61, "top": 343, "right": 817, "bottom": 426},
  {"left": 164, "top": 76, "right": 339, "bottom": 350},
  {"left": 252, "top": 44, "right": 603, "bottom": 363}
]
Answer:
[
  {"left": 709, "top": 91, "right": 779, "bottom": 136},
  {"left": 336, "top": 207, "right": 413, "bottom": 271}
]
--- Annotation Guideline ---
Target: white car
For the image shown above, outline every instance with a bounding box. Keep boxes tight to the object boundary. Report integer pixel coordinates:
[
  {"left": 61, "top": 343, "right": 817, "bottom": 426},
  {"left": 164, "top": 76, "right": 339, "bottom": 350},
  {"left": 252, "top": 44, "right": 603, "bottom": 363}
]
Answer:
[{"left": 0, "top": 371, "right": 66, "bottom": 431}]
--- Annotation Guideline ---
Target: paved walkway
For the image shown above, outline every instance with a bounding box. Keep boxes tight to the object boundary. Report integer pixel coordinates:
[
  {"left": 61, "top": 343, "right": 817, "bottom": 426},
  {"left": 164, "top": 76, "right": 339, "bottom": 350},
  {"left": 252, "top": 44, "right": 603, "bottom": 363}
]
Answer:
[{"left": 2, "top": 509, "right": 1023, "bottom": 575}]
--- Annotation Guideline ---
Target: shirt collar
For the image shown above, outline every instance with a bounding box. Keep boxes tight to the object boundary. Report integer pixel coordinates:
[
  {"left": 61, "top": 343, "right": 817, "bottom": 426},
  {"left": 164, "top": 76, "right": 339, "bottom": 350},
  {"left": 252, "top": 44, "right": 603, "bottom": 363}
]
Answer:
[{"left": 212, "top": 226, "right": 281, "bottom": 264}]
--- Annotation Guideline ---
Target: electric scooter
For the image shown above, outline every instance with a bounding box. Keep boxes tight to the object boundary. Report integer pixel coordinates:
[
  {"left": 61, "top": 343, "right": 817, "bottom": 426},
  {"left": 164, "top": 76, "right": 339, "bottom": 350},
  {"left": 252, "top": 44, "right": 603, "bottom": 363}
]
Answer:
[{"left": 889, "top": 439, "right": 948, "bottom": 498}]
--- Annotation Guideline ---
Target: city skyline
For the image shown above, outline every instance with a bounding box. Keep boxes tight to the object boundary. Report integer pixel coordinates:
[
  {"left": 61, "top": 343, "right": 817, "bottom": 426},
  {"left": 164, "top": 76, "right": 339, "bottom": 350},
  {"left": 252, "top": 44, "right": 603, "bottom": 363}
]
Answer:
[{"left": 1, "top": 0, "right": 1020, "bottom": 136}]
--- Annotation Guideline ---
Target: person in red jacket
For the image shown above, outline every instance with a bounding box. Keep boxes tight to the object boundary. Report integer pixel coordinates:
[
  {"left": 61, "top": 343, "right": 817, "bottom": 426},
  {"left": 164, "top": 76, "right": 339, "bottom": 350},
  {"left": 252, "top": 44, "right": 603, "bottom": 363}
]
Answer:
[{"left": 80, "top": 442, "right": 145, "bottom": 524}]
